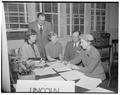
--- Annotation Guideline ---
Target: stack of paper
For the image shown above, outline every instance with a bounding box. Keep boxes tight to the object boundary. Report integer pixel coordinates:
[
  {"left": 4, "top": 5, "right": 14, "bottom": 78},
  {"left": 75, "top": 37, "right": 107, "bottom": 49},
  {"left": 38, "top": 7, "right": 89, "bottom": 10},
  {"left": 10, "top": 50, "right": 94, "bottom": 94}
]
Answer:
[
  {"left": 75, "top": 76, "right": 102, "bottom": 90},
  {"left": 39, "top": 76, "right": 65, "bottom": 81},
  {"left": 33, "top": 67, "right": 56, "bottom": 76},
  {"left": 60, "top": 70, "right": 84, "bottom": 81},
  {"left": 87, "top": 87, "right": 114, "bottom": 93}
]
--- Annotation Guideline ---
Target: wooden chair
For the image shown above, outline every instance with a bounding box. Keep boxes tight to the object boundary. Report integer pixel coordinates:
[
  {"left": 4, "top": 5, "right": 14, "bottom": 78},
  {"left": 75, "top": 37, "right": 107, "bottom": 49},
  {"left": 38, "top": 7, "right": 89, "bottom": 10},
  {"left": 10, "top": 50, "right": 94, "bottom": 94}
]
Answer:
[
  {"left": 109, "top": 39, "right": 118, "bottom": 86},
  {"left": 95, "top": 45, "right": 112, "bottom": 87},
  {"left": 91, "top": 32, "right": 111, "bottom": 87},
  {"left": 111, "top": 39, "right": 118, "bottom": 65}
]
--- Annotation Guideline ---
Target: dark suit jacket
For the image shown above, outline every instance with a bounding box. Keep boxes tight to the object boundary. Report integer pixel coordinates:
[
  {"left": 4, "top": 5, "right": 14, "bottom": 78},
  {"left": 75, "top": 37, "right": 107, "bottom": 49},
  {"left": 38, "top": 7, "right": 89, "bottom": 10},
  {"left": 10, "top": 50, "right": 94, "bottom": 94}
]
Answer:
[
  {"left": 64, "top": 41, "right": 81, "bottom": 62},
  {"left": 28, "top": 20, "right": 52, "bottom": 59}
]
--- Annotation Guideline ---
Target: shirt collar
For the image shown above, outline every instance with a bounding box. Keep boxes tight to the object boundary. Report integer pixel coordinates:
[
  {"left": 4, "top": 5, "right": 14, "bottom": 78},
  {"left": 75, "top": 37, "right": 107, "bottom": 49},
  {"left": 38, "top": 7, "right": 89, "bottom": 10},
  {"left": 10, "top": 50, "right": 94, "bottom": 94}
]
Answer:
[{"left": 73, "top": 41, "right": 80, "bottom": 47}]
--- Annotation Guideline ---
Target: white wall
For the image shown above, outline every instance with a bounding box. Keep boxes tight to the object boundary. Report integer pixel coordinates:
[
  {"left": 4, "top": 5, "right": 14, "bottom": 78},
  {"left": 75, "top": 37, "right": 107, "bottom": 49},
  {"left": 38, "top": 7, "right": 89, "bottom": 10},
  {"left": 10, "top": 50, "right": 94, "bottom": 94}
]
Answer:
[
  {"left": 2, "top": 4, "right": 10, "bottom": 92},
  {"left": 7, "top": 40, "right": 24, "bottom": 50},
  {"left": 107, "top": 3, "right": 118, "bottom": 42}
]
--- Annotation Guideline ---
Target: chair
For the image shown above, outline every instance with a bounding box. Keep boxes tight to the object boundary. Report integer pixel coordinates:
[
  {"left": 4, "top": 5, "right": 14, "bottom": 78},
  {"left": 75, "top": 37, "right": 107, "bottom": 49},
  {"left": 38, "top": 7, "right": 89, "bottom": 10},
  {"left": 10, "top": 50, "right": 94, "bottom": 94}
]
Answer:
[
  {"left": 96, "top": 45, "right": 112, "bottom": 87},
  {"left": 111, "top": 39, "right": 118, "bottom": 64},
  {"left": 109, "top": 39, "right": 118, "bottom": 85},
  {"left": 91, "top": 32, "right": 111, "bottom": 87}
]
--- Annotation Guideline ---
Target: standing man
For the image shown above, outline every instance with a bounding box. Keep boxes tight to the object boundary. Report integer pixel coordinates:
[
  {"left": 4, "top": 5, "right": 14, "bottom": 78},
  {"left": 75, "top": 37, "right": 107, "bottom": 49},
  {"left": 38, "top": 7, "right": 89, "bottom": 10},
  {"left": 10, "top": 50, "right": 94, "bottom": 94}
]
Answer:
[
  {"left": 64, "top": 31, "right": 82, "bottom": 62},
  {"left": 28, "top": 13, "right": 52, "bottom": 60}
]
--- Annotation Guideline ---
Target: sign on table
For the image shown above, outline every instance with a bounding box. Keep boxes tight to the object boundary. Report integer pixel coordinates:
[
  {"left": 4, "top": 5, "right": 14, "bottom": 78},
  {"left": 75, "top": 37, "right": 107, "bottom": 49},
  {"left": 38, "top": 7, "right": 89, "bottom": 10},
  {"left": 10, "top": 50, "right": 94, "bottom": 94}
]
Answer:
[{"left": 16, "top": 80, "right": 75, "bottom": 92}]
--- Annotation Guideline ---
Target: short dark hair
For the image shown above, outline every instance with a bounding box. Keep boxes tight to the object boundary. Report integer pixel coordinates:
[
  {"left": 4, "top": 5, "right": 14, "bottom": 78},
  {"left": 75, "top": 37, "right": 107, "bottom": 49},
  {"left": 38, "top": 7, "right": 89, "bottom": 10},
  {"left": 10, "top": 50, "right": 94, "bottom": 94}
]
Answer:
[
  {"left": 25, "top": 29, "right": 37, "bottom": 41},
  {"left": 48, "top": 32, "right": 57, "bottom": 41},
  {"left": 37, "top": 12, "right": 45, "bottom": 18}
]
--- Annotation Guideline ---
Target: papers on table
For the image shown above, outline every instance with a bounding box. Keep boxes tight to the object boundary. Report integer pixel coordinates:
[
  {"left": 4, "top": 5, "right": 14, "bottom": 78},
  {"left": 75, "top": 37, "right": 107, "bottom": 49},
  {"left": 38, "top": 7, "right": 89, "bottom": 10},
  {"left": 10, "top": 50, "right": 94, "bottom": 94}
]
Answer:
[
  {"left": 50, "top": 62, "right": 72, "bottom": 72},
  {"left": 60, "top": 70, "right": 84, "bottom": 81},
  {"left": 75, "top": 76, "right": 102, "bottom": 90},
  {"left": 54, "top": 66, "right": 72, "bottom": 72},
  {"left": 50, "top": 62, "right": 63, "bottom": 68},
  {"left": 46, "top": 60, "right": 61, "bottom": 66},
  {"left": 33, "top": 67, "right": 56, "bottom": 76},
  {"left": 33, "top": 60, "right": 46, "bottom": 67},
  {"left": 39, "top": 76, "right": 65, "bottom": 81},
  {"left": 48, "top": 61, "right": 72, "bottom": 72},
  {"left": 87, "top": 87, "right": 114, "bottom": 93}
]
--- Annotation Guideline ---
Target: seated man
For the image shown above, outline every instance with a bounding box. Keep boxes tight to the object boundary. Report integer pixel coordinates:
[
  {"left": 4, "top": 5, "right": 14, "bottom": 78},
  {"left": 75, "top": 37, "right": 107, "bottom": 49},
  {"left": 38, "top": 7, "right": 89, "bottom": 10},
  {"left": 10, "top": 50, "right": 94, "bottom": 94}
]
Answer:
[
  {"left": 20, "top": 29, "right": 41, "bottom": 60},
  {"left": 45, "top": 32, "right": 63, "bottom": 61},
  {"left": 66, "top": 34, "right": 106, "bottom": 81},
  {"left": 64, "top": 31, "right": 81, "bottom": 62}
]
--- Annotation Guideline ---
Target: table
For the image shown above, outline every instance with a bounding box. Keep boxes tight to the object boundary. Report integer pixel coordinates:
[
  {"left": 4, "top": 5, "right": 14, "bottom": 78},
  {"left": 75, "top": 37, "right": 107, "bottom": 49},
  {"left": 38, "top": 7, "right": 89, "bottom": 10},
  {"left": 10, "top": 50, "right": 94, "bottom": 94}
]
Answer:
[{"left": 31, "top": 61, "right": 114, "bottom": 93}]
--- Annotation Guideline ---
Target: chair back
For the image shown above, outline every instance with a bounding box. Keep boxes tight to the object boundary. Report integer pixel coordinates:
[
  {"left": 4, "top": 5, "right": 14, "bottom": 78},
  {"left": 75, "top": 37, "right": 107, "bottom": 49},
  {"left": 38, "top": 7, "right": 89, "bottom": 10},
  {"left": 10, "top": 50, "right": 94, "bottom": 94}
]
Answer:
[{"left": 112, "top": 39, "right": 118, "bottom": 55}]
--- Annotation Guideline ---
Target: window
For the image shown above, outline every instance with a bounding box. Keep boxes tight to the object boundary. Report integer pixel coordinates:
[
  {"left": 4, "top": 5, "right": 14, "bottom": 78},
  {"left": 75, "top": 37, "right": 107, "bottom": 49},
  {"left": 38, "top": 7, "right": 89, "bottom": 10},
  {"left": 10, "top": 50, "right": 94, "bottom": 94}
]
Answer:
[
  {"left": 42, "top": 3, "right": 58, "bottom": 34},
  {"left": 72, "top": 3, "right": 84, "bottom": 33},
  {"left": 66, "top": 3, "right": 84, "bottom": 35},
  {"left": 4, "top": 3, "right": 28, "bottom": 31},
  {"left": 91, "top": 3, "right": 106, "bottom": 31},
  {"left": 66, "top": 3, "right": 70, "bottom": 35}
]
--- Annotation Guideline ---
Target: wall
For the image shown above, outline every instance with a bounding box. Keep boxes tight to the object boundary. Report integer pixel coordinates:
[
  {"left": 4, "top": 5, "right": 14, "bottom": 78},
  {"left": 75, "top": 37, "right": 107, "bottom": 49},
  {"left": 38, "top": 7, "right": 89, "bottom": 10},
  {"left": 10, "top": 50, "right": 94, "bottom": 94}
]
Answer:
[
  {"left": 2, "top": 4, "right": 10, "bottom": 92},
  {"left": 7, "top": 40, "right": 24, "bottom": 50},
  {"left": 106, "top": 3, "right": 118, "bottom": 42},
  {"left": 59, "top": 3, "right": 67, "bottom": 37}
]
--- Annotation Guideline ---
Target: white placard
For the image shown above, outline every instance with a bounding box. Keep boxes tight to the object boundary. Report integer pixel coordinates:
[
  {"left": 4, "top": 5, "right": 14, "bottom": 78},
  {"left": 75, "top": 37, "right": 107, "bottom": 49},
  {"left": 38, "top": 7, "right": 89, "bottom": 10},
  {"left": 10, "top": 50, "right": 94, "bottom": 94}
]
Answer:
[{"left": 16, "top": 80, "right": 75, "bottom": 92}]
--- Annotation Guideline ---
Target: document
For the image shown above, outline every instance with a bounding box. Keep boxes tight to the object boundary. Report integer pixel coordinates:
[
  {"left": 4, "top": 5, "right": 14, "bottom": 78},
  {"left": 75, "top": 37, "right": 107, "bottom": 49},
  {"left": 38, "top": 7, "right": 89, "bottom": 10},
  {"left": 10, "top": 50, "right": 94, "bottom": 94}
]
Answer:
[
  {"left": 75, "top": 76, "right": 102, "bottom": 90},
  {"left": 87, "top": 87, "right": 114, "bottom": 93},
  {"left": 34, "top": 61, "right": 46, "bottom": 67},
  {"left": 54, "top": 66, "right": 72, "bottom": 72},
  {"left": 46, "top": 60, "right": 61, "bottom": 66},
  {"left": 60, "top": 70, "right": 85, "bottom": 81},
  {"left": 39, "top": 76, "right": 65, "bottom": 81},
  {"left": 50, "top": 62, "right": 64, "bottom": 69},
  {"left": 33, "top": 67, "right": 56, "bottom": 76}
]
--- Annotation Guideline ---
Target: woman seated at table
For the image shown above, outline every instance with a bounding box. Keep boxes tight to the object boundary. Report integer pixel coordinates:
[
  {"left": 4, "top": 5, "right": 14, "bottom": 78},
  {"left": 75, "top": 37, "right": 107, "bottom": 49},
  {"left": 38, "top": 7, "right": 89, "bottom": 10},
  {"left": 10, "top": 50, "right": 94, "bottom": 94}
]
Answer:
[
  {"left": 20, "top": 29, "right": 41, "bottom": 60},
  {"left": 45, "top": 32, "right": 63, "bottom": 61},
  {"left": 66, "top": 34, "right": 106, "bottom": 81}
]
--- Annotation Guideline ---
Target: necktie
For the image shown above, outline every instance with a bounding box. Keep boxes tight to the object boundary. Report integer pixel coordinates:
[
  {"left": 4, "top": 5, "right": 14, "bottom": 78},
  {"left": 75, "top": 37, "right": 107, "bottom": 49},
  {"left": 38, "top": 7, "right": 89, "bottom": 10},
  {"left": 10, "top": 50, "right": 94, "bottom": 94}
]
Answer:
[
  {"left": 31, "top": 44, "right": 37, "bottom": 58},
  {"left": 40, "top": 25, "right": 43, "bottom": 35}
]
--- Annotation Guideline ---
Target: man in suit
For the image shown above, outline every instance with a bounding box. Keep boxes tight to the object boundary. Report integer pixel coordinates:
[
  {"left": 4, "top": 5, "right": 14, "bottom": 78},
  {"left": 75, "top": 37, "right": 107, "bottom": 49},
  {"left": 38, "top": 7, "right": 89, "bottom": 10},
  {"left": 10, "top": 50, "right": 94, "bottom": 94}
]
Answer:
[
  {"left": 64, "top": 31, "right": 82, "bottom": 63},
  {"left": 28, "top": 13, "right": 52, "bottom": 60}
]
